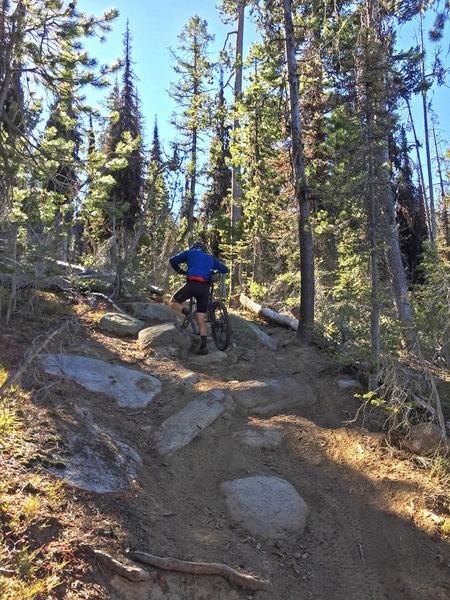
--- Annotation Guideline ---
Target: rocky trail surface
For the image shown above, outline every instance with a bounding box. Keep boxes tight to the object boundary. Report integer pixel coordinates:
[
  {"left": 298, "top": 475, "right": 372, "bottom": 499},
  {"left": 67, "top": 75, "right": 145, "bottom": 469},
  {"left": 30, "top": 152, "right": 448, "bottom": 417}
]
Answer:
[{"left": 16, "top": 301, "right": 449, "bottom": 599}]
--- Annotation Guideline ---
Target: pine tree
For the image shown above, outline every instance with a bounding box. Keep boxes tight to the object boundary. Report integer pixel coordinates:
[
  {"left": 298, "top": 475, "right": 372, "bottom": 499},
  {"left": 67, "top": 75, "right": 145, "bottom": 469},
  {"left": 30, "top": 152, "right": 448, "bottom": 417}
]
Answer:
[
  {"left": 169, "top": 15, "right": 214, "bottom": 238},
  {"left": 103, "top": 22, "right": 144, "bottom": 236},
  {"left": 202, "top": 74, "right": 232, "bottom": 228}
]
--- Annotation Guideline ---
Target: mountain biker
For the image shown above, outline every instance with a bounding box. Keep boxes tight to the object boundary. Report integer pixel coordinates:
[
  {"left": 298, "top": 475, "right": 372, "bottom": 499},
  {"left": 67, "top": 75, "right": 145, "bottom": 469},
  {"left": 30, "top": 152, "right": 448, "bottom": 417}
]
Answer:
[{"left": 169, "top": 241, "right": 229, "bottom": 355}]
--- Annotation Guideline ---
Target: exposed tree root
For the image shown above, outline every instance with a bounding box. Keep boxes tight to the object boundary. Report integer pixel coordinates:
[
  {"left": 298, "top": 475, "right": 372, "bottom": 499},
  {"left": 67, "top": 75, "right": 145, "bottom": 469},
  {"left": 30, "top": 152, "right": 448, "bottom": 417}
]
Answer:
[
  {"left": 82, "top": 546, "right": 151, "bottom": 583},
  {"left": 131, "top": 550, "right": 270, "bottom": 591}
]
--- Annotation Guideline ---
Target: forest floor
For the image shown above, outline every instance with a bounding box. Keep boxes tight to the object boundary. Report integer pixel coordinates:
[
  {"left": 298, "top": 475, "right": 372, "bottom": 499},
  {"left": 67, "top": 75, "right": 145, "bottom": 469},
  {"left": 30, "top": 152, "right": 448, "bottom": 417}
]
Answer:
[{"left": 0, "top": 290, "right": 449, "bottom": 600}]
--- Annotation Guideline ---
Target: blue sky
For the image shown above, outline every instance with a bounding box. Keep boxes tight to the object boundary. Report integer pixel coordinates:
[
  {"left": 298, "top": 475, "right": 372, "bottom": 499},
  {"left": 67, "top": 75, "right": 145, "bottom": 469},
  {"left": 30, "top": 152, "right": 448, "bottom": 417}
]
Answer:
[{"left": 77, "top": 1, "right": 449, "bottom": 192}]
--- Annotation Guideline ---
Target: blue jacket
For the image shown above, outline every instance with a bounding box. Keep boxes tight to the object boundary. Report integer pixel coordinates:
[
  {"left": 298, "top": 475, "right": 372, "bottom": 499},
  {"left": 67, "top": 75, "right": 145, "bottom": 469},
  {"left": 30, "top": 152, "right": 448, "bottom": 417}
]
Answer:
[{"left": 169, "top": 249, "right": 229, "bottom": 282}]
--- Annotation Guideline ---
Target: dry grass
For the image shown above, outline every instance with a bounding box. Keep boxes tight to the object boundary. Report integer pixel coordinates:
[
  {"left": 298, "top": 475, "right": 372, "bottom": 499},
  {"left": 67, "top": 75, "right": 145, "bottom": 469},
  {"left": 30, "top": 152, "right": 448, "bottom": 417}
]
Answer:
[{"left": 0, "top": 291, "right": 115, "bottom": 599}]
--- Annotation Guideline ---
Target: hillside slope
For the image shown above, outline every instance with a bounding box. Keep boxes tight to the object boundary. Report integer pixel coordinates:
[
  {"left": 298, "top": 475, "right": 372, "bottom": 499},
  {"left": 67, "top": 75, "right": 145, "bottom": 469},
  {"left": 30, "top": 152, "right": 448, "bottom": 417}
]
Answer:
[{"left": 1, "top": 293, "right": 449, "bottom": 600}]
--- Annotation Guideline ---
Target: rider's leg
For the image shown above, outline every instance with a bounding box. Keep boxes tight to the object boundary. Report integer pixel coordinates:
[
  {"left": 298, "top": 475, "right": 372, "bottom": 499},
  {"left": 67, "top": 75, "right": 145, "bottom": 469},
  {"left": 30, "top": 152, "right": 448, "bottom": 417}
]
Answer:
[
  {"left": 170, "top": 300, "right": 189, "bottom": 316},
  {"left": 171, "top": 282, "right": 192, "bottom": 316},
  {"left": 196, "top": 312, "right": 208, "bottom": 354}
]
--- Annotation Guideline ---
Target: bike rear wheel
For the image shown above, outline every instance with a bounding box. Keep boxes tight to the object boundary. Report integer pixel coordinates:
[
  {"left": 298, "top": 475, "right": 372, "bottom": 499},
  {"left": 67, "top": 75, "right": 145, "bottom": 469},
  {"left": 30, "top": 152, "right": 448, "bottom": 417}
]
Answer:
[{"left": 209, "top": 300, "right": 230, "bottom": 351}]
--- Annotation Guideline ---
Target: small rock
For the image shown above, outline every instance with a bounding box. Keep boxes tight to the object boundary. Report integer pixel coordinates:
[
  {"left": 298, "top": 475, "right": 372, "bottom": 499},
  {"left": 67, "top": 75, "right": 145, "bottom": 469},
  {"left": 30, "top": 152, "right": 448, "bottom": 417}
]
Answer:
[
  {"left": 403, "top": 422, "right": 446, "bottom": 456},
  {"left": 221, "top": 476, "right": 308, "bottom": 539},
  {"left": 235, "top": 425, "right": 282, "bottom": 449},
  {"left": 179, "top": 372, "right": 200, "bottom": 386}
]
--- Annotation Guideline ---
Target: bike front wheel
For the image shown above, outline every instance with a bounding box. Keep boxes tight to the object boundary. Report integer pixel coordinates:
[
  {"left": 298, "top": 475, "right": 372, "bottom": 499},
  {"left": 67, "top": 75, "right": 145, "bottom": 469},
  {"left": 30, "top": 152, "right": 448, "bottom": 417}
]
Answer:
[{"left": 209, "top": 301, "right": 230, "bottom": 351}]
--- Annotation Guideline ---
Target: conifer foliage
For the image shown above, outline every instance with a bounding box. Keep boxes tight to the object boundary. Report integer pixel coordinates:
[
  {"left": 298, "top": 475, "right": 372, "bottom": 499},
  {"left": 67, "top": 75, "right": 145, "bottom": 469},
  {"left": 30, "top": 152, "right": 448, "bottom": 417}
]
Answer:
[{"left": 103, "top": 22, "right": 144, "bottom": 235}]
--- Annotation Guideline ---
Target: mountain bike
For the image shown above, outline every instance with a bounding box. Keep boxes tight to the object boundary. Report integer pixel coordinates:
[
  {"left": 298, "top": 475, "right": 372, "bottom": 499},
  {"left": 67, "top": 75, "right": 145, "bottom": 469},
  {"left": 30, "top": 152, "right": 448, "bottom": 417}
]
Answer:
[{"left": 180, "top": 271, "right": 230, "bottom": 351}]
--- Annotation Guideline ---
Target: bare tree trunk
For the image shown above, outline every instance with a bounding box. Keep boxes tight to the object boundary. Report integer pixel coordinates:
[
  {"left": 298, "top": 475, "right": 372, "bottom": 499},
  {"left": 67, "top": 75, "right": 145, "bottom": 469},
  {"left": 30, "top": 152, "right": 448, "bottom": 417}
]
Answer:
[
  {"left": 282, "top": 0, "right": 315, "bottom": 344},
  {"left": 379, "top": 140, "right": 417, "bottom": 349},
  {"left": 229, "top": 2, "right": 245, "bottom": 298},
  {"left": 419, "top": 11, "right": 436, "bottom": 242},
  {"left": 432, "top": 123, "right": 449, "bottom": 248},
  {"left": 187, "top": 127, "right": 198, "bottom": 238},
  {"left": 366, "top": 110, "right": 380, "bottom": 388},
  {"left": 405, "top": 96, "right": 432, "bottom": 236},
  {"left": 231, "top": 2, "right": 244, "bottom": 226},
  {"left": 5, "top": 223, "right": 17, "bottom": 324}
]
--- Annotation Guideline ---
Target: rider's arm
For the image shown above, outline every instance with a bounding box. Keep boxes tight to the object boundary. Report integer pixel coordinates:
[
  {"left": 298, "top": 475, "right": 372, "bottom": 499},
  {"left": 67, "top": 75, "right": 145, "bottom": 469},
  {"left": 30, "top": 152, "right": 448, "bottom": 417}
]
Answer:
[
  {"left": 169, "top": 251, "right": 188, "bottom": 274},
  {"left": 213, "top": 258, "right": 229, "bottom": 274}
]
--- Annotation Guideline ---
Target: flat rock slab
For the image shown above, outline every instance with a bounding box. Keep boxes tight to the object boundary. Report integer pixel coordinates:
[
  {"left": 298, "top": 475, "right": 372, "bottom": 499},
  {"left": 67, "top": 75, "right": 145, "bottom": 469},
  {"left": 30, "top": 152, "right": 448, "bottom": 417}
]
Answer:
[
  {"left": 99, "top": 312, "right": 146, "bottom": 336},
  {"left": 230, "top": 378, "right": 315, "bottom": 416},
  {"left": 228, "top": 314, "right": 277, "bottom": 351},
  {"left": 43, "top": 353, "right": 161, "bottom": 408},
  {"left": 137, "top": 323, "right": 191, "bottom": 355},
  {"left": 127, "top": 302, "right": 176, "bottom": 324},
  {"left": 48, "top": 408, "right": 142, "bottom": 493},
  {"left": 188, "top": 350, "right": 228, "bottom": 366},
  {"left": 221, "top": 476, "right": 308, "bottom": 539},
  {"left": 155, "top": 390, "right": 234, "bottom": 456},
  {"left": 336, "top": 377, "right": 362, "bottom": 390},
  {"left": 235, "top": 424, "right": 282, "bottom": 449}
]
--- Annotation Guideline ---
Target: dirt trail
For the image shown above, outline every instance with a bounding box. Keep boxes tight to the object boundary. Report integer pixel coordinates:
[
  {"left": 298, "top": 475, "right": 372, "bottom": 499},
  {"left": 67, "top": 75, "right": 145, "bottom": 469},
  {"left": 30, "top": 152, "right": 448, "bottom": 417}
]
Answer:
[{"left": 32, "top": 313, "right": 450, "bottom": 599}]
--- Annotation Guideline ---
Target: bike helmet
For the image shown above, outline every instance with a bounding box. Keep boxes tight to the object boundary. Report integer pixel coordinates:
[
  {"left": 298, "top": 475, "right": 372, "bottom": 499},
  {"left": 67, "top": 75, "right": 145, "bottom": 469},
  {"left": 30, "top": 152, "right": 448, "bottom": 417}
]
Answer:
[{"left": 190, "top": 241, "right": 206, "bottom": 252}]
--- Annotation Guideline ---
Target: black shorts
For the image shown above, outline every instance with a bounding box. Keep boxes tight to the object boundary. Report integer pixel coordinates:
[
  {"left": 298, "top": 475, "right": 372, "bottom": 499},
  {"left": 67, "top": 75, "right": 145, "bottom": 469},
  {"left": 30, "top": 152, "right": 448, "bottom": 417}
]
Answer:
[{"left": 172, "top": 280, "right": 210, "bottom": 313}]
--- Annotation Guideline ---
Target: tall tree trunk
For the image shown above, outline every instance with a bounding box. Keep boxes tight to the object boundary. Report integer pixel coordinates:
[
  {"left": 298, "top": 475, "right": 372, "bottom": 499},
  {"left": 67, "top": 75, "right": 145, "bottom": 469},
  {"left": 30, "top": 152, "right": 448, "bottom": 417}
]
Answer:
[
  {"left": 379, "top": 140, "right": 417, "bottom": 349},
  {"left": 229, "top": 2, "right": 245, "bottom": 298},
  {"left": 405, "top": 96, "right": 432, "bottom": 236},
  {"left": 366, "top": 106, "right": 380, "bottom": 388},
  {"left": 282, "top": 0, "right": 315, "bottom": 344},
  {"left": 188, "top": 127, "right": 198, "bottom": 238},
  {"left": 231, "top": 1, "right": 244, "bottom": 226},
  {"left": 432, "top": 124, "right": 449, "bottom": 249},
  {"left": 419, "top": 11, "right": 436, "bottom": 242}
]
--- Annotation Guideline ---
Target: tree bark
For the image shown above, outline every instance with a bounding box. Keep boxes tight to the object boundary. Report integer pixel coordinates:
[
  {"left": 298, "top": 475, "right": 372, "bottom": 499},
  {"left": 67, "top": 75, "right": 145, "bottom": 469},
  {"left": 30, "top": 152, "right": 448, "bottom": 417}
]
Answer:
[
  {"left": 419, "top": 11, "right": 436, "bottom": 242},
  {"left": 432, "top": 123, "right": 449, "bottom": 249},
  {"left": 366, "top": 106, "right": 380, "bottom": 387},
  {"left": 282, "top": 0, "right": 315, "bottom": 344},
  {"left": 231, "top": 2, "right": 244, "bottom": 226},
  {"left": 405, "top": 96, "right": 432, "bottom": 236}
]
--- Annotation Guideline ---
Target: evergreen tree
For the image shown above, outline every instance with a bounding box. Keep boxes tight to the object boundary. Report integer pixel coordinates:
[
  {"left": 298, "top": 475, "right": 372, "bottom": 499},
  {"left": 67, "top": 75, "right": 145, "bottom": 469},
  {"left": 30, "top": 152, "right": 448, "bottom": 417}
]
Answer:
[
  {"left": 202, "top": 74, "right": 232, "bottom": 229},
  {"left": 0, "top": 1, "right": 118, "bottom": 222},
  {"left": 103, "top": 22, "right": 144, "bottom": 236},
  {"left": 169, "top": 15, "right": 214, "bottom": 238}
]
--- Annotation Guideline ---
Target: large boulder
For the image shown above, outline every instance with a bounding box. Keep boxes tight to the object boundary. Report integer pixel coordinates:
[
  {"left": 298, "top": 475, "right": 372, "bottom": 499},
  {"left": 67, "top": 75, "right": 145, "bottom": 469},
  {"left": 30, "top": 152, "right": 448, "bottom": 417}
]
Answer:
[
  {"left": 403, "top": 423, "right": 446, "bottom": 456},
  {"left": 48, "top": 408, "right": 141, "bottom": 493},
  {"left": 228, "top": 314, "right": 277, "bottom": 351},
  {"left": 43, "top": 353, "right": 161, "bottom": 408},
  {"left": 99, "top": 312, "right": 145, "bottom": 337},
  {"left": 137, "top": 323, "right": 191, "bottom": 356},
  {"left": 127, "top": 302, "right": 176, "bottom": 324},
  {"left": 230, "top": 377, "right": 316, "bottom": 416},
  {"left": 221, "top": 476, "right": 308, "bottom": 539},
  {"left": 155, "top": 390, "right": 234, "bottom": 456}
]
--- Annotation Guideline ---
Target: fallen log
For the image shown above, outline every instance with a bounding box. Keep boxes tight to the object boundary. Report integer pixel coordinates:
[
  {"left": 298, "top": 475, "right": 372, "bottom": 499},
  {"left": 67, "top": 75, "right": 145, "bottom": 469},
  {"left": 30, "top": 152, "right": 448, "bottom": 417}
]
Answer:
[
  {"left": 130, "top": 551, "right": 270, "bottom": 592},
  {"left": 239, "top": 293, "right": 298, "bottom": 331}
]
